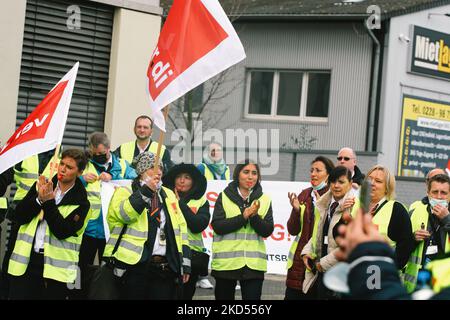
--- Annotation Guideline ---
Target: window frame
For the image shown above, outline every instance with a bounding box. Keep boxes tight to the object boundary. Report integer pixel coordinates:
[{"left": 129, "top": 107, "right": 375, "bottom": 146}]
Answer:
[{"left": 244, "top": 69, "right": 330, "bottom": 123}]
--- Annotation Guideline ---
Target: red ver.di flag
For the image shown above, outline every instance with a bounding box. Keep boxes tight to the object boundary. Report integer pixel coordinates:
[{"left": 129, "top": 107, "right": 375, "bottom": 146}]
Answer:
[
  {"left": 0, "top": 62, "right": 79, "bottom": 174},
  {"left": 147, "top": 0, "right": 246, "bottom": 131}
]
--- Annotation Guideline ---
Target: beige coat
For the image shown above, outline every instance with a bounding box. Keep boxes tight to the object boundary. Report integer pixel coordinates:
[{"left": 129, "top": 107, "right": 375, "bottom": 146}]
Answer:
[{"left": 301, "top": 189, "right": 354, "bottom": 293}]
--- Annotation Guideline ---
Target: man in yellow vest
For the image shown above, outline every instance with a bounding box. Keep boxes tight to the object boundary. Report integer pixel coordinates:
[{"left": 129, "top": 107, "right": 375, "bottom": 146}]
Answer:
[
  {"left": 78, "top": 132, "right": 136, "bottom": 298},
  {"left": 113, "top": 115, "right": 174, "bottom": 173},
  {"left": 326, "top": 208, "right": 450, "bottom": 300},
  {"left": 104, "top": 152, "right": 190, "bottom": 299},
  {"left": 404, "top": 173, "right": 450, "bottom": 292},
  {"left": 7, "top": 149, "right": 90, "bottom": 299}
]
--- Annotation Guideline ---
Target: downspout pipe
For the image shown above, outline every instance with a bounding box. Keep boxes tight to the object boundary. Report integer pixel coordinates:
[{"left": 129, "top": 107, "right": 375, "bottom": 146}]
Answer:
[{"left": 365, "top": 19, "right": 381, "bottom": 152}]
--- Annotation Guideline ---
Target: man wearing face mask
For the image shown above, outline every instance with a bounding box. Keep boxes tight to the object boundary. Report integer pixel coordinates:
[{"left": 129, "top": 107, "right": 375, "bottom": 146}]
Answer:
[
  {"left": 404, "top": 173, "right": 450, "bottom": 293},
  {"left": 77, "top": 132, "right": 136, "bottom": 299}
]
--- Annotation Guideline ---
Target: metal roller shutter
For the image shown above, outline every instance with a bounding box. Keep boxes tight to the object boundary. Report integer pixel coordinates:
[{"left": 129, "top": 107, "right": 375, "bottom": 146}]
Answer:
[{"left": 17, "top": 0, "right": 114, "bottom": 150}]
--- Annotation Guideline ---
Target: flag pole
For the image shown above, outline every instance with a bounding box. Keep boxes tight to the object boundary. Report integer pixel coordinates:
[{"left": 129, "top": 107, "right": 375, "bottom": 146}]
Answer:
[
  {"left": 153, "top": 106, "right": 169, "bottom": 175},
  {"left": 38, "top": 144, "right": 60, "bottom": 220},
  {"left": 49, "top": 144, "right": 61, "bottom": 178}
]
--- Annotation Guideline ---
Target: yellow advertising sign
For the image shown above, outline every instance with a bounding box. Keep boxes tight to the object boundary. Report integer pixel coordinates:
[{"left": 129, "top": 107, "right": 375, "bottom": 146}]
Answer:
[{"left": 398, "top": 96, "right": 450, "bottom": 177}]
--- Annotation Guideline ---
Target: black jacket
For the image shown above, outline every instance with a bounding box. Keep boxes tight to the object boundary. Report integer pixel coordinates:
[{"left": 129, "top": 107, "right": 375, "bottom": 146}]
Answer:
[
  {"left": 212, "top": 181, "right": 274, "bottom": 238},
  {"left": 352, "top": 165, "right": 365, "bottom": 186},
  {"left": 348, "top": 242, "right": 450, "bottom": 300},
  {"left": 11, "top": 176, "right": 90, "bottom": 240},
  {"left": 373, "top": 200, "right": 416, "bottom": 269},
  {"left": 0, "top": 168, "right": 14, "bottom": 223},
  {"left": 0, "top": 168, "right": 14, "bottom": 197}
]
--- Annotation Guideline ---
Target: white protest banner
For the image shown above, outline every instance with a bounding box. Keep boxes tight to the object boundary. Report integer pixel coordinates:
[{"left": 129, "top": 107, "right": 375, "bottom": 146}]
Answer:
[{"left": 100, "top": 180, "right": 133, "bottom": 241}]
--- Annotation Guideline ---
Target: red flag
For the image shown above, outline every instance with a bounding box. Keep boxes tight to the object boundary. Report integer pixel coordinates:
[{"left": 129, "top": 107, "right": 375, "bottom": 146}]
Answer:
[
  {"left": 147, "top": 0, "right": 246, "bottom": 131},
  {"left": 0, "top": 62, "right": 79, "bottom": 174}
]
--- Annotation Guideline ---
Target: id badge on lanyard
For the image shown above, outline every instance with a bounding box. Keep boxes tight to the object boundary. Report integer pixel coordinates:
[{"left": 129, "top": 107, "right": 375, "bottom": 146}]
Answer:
[
  {"left": 426, "top": 244, "right": 438, "bottom": 255},
  {"left": 159, "top": 228, "right": 167, "bottom": 246}
]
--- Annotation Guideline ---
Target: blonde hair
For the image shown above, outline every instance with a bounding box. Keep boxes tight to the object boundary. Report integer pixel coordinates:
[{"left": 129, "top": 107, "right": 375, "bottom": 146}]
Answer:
[{"left": 365, "top": 165, "right": 396, "bottom": 200}]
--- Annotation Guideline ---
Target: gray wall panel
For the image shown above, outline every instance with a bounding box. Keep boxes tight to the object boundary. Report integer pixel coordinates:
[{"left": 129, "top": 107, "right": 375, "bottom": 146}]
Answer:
[{"left": 166, "top": 22, "right": 373, "bottom": 155}]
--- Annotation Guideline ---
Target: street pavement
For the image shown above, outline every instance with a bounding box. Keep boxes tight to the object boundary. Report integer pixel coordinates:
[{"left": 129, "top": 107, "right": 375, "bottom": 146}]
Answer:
[{"left": 193, "top": 274, "right": 286, "bottom": 300}]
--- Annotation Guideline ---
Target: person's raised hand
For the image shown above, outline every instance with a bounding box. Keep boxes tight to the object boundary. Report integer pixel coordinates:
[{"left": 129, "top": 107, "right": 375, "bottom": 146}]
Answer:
[
  {"left": 335, "top": 208, "right": 386, "bottom": 261},
  {"left": 145, "top": 173, "right": 161, "bottom": 192},
  {"left": 432, "top": 204, "right": 449, "bottom": 220},
  {"left": 38, "top": 176, "right": 54, "bottom": 203},
  {"left": 341, "top": 196, "right": 355, "bottom": 211},
  {"left": 414, "top": 229, "right": 431, "bottom": 242},
  {"left": 288, "top": 192, "right": 300, "bottom": 212},
  {"left": 250, "top": 200, "right": 260, "bottom": 217},
  {"left": 83, "top": 173, "right": 98, "bottom": 183},
  {"left": 98, "top": 172, "right": 112, "bottom": 182}
]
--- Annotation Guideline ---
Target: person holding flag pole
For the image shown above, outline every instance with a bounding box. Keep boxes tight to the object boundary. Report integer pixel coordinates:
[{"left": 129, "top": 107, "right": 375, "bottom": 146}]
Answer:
[
  {"left": 0, "top": 62, "right": 89, "bottom": 299},
  {"left": 132, "top": 0, "right": 246, "bottom": 299}
]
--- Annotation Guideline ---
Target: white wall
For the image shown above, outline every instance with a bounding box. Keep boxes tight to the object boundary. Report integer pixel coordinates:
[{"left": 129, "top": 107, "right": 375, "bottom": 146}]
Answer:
[
  {"left": 0, "top": 0, "right": 26, "bottom": 146},
  {"left": 104, "top": 8, "right": 161, "bottom": 149},
  {"left": 378, "top": 4, "right": 450, "bottom": 173}
]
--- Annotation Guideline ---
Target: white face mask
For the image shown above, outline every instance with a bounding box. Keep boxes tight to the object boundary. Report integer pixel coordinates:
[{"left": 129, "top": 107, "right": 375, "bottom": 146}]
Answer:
[
  {"left": 312, "top": 180, "right": 327, "bottom": 191},
  {"left": 429, "top": 197, "right": 448, "bottom": 209}
]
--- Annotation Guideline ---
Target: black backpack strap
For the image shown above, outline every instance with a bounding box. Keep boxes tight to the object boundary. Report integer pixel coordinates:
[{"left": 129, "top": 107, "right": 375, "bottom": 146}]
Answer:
[{"left": 112, "top": 225, "right": 127, "bottom": 255}]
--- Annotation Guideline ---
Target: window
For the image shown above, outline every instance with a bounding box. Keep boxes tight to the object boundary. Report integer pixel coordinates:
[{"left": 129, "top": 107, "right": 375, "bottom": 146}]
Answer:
[{"left": 246, "top": 70, "right": 331, "bottom": 121}]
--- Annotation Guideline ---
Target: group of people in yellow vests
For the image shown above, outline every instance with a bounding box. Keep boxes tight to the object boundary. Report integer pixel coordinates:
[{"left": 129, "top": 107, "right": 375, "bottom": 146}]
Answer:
[{"left": 0, "top": 116, "right": 449, "bottom": 300}]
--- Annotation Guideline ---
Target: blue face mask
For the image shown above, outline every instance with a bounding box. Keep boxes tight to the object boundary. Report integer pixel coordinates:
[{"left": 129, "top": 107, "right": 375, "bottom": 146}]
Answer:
[
  {"left": 312, "top": 180, "right": 327, "bottom": 191},
  {"left": 429, "top": 197, "right": 448, "bottom": 209}
]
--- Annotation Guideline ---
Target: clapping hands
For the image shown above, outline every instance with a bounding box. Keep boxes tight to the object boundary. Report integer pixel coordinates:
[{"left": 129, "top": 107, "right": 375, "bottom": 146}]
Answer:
[
  {"left": 37, "top": 175, "right": 55, "bottom": 203},
  {"left": 243, "top": 200, "right": 260, "bottom": 220}
]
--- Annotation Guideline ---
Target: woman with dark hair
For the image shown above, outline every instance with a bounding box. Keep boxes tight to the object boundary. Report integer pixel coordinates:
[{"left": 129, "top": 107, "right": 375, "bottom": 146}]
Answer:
[
  {"left": 301, "top": 166, "right": 358, "bottom": 299},
  {"left": 162, "top": 163, "right": 210, "bottom": 300},
  {"left": 8, "top": 149, "right": 90, "bottom": 299},
  {"left": 211, "top": 160, "right": 274, "bottom": 300},
  {"left": 285, "top": 156, "right": 334, "bottom": 300}
]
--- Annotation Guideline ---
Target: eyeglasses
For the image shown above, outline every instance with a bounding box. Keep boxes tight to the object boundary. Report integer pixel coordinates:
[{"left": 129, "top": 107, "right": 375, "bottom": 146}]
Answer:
[{"left": 337, "top": 156, "right": 353, "bottom": 161}]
